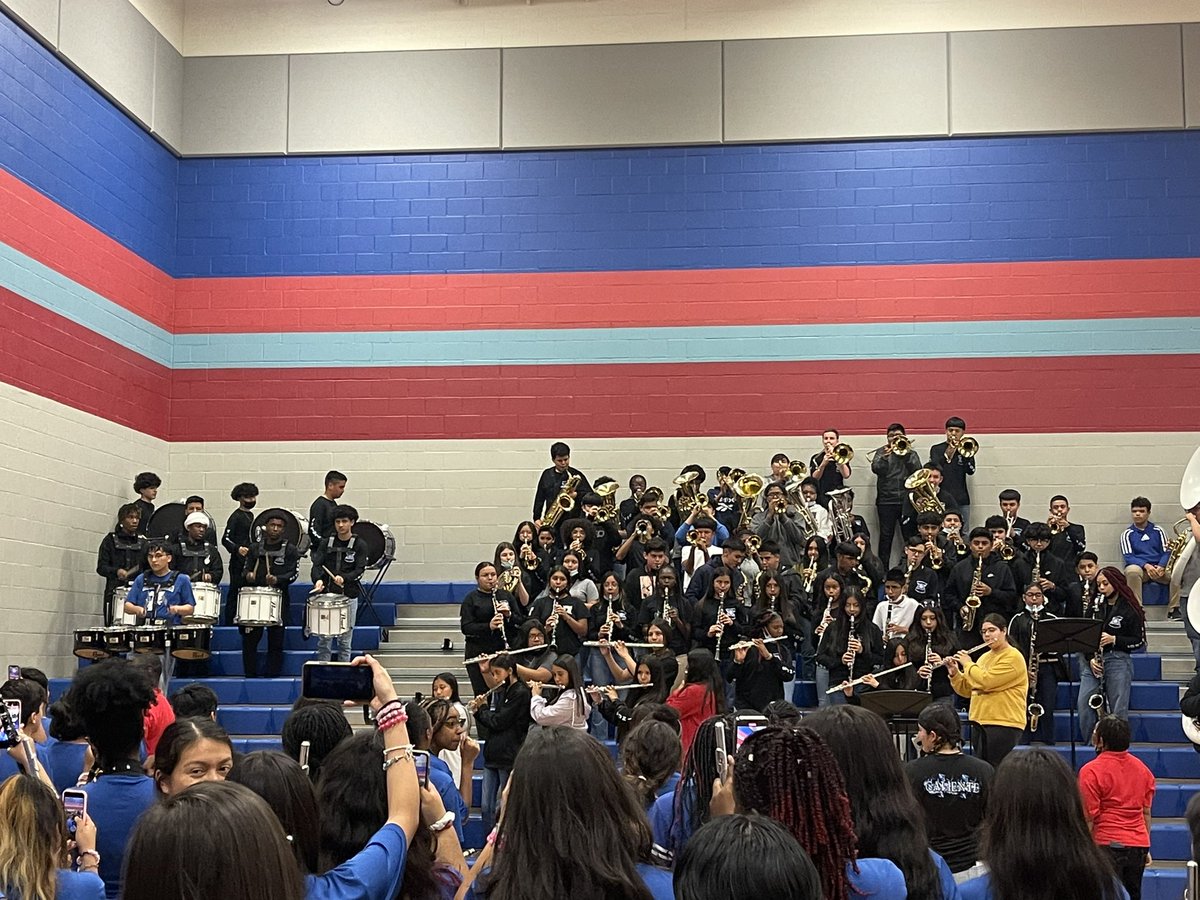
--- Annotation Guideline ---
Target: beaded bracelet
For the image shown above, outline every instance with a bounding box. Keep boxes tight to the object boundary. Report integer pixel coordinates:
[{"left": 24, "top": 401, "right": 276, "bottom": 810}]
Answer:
[
  {"left": 376, "top": 709, "right": 409, "bottom": 733},
  {"left": 376, "top": 698, "right": 404, "bottom": 718},
  {"left": 382, "top": 744, "right": 414, "bottom": 770}
]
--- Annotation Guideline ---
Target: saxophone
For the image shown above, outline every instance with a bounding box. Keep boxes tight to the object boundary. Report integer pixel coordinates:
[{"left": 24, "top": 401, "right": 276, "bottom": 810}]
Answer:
[
  {"left": 1027, "top": 609, "right": 1043, "bottom": 730},
  {"left": 543, "top": 474, "right": 580, "bottom": 529},
  {"left": 963, "top": 555, "right": 983, "bottom": 631}
]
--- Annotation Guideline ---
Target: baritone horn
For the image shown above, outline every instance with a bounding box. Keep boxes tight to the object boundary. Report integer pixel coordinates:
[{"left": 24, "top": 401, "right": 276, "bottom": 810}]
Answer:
[
  {"left": 787, "top": 459, "right": 808, "bottom": 479},
  {"left": 831, "top": 443, "right": 854, "bottom": 465},
  {"left": 1173, "top": 446, "right": 1200, "bottom": 639}
]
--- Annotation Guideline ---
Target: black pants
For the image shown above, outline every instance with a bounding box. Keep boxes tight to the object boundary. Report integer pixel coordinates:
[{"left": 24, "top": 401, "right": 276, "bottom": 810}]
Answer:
[
  {"left": 1103, "top": 845, "right": 1147, "bottom": 900},
  {"left": 875, "top": 503, "right": 903, "bottom": 567},
  {"left": 979, "top": 724, "right": 1022, "bottom": 768},
  {"left": 466, "top": 659, "right": 489, "bottom": 695},
  {"left": 1022, "top": 667, "right": 1058, "bottom": 745},
  {"left": 224, "top": 564, "right": 245, "bottom": 626},
  {"left": 242, "top": 625, "right": 285, "bottom": 677}
]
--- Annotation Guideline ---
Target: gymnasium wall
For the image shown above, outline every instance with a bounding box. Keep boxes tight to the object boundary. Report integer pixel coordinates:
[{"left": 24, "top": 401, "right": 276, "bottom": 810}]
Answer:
[{"left": 2, "top": 8, "right": 1200, "bottom": 673}]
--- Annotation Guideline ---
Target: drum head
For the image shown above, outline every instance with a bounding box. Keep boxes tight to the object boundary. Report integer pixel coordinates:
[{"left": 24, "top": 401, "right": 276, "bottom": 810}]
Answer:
[
  {"left": 148, "top": 503, "right": 217, "bottom": 540},
  {"left": 253, "top": 508, "right": 302, "bottom": 549},
  {"left": 352, "top": 521, "right": 387, "bottom": 568}
]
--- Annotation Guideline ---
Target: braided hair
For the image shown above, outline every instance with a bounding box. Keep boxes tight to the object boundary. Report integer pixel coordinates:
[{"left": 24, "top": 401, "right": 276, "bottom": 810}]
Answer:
[
  {"left": 733, "top": 725, "right": 858, "bottom": 900},
  {"left": 667, "top": 713, "right": 736, "bottom": 856}
]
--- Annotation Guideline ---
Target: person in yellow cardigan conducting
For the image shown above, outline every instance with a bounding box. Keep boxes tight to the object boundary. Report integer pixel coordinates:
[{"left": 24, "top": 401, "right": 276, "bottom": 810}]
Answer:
[{"left": 946, "top": 612, "right": 1028, "bottom": 767}]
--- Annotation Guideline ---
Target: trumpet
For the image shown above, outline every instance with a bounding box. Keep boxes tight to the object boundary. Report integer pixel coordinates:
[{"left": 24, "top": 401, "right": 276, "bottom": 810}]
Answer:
[
  {"left": 956, "top": 436, "right": 980, "bottom": 458},
  {"left": 519, "top": 540, "right": 541, "bottom": 571},
  {"left": 744, "top": 534, "right": 762, "bottom": 555},
  {"left": 633, "top": 519, "right": 655, "bottom": 542},
  {"left": 1047, "top": 509, "right": 1066, "bottom": 535},
  {"left": 831, "top": 442, "right": 854, "bottom": 465},
  {"left": 830, "top": 641, "right": 989, "bottom": 693},
  {"left": 686, "top": 529, "right": 708, "bottom": 549},
  {"left": 867, "top": 434, "right": 912, "bottom": 460}
]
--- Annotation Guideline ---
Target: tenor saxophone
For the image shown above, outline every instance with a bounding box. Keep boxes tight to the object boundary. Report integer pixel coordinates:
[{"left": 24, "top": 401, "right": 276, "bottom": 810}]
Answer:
[{"left": 962, "top": 555, "right": 983, "bottom": 631}]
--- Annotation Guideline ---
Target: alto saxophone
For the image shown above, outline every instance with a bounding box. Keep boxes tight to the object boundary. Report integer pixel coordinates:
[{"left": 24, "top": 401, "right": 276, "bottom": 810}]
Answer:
[
  {"left": 963, "top": 555, "right": 983, "bottom": 631},
  {"left": 1027, "top": 609, "right": 1043, "bottom": 730}
]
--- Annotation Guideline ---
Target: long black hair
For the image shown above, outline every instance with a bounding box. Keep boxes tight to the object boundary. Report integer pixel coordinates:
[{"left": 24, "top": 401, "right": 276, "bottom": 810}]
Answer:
[
  {"left": 674, "top": 814, "right": 822, "bottom": 900},
  {"left": 153, "top": 718, "right": 234, "bottom": 793},
  {"left": 667, "top": 713, "right": 737, "bottom": 857},
  {"left": 678, "top": 648, "right": 727, "bottom": 714},
  {"left": 481, "top": 727, "right": 655, "bottom": 900},
  {"left": 979, "top": 749, "right": 1121, "bottom": 900},
  {"left": 904, "top": 606, "right": 958, "bottom": 659},
  {"left": 805, "top": 705, "right": 942, "bottom": 900},
  {"left": 226, "top": 751, "right": 321, "bottom": 875},
  {"left": 633, "top": 654, "right": 671, "bottom": 707},
  {"left": 552, "top": 654, "right": 587, "bottom": 717}
]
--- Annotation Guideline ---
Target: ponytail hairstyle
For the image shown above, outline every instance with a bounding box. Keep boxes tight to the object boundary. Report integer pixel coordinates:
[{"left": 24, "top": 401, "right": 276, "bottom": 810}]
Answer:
[
  {"left": 553, "top": 654, "right": 587, "bottom": 717},
  {"left": 620, "top": 720, "right": 682, "bottom": 810}
]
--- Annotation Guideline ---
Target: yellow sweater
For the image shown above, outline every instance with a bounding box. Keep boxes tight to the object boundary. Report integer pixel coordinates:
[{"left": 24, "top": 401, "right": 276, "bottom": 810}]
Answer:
[{"left": 950, "top": 644, "right": 1028, "bottom": 729}]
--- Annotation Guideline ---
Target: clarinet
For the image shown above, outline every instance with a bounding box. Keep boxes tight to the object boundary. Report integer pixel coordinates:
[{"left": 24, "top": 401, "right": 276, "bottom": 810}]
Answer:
[
  {"left": 492, "top": 589, "right": 510, "bottom": 651},
  {"left": 845, "top": 613, "right": 857, "bottom": 683},
  {"left": 924, "top": 626, "right": 935, "bottom": 692}
]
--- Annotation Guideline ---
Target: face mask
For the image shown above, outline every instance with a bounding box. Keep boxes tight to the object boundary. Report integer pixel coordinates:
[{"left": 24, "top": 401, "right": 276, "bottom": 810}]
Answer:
[
  {"left": 501, "top": 560, "right": 513, "bottom": 569},
  {"left": 244, "top": 500, "right": 257, "bottom": 509}
]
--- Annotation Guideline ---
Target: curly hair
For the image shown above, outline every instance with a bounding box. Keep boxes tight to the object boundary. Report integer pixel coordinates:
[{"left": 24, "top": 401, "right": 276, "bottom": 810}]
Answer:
[{"left": 65, "top": 658, "right": 155, "bottom": 763}]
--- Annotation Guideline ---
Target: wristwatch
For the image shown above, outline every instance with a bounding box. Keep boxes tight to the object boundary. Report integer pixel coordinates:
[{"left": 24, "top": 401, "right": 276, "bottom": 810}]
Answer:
[{"left": 429, "top": 811, "right": 456, "bottom": 833}]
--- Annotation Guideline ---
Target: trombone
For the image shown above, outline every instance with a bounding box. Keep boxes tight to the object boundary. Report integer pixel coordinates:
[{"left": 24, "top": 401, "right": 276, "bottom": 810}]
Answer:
[
  {"left": 734, "top": 473, "right": 765, "bottom": 529},
  {"left": 831, "top": 443, "right": 854, "bottom": 465},
  {"left": 953, "top": 435, "right": 980, "bottom": 458},
  {"left": 867, "top": 434, "right": 912, "bottom": 460}
]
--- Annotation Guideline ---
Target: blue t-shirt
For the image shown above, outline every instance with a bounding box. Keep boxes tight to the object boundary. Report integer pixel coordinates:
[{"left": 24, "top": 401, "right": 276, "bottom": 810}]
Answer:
[
  {"left": 45, "top": 741, "right": 90, "bottom": 793},
  {"left": 849, "top": 858, "right": 907, "bottom": 898},
  {"left": 126, "top": 570, "right": 195, "bottom": 624},
  {"left": 305, "top": 822, "right": 408, "bottom": 900},
  {"left": 429, "top": 755, "right": 468, "bottom": 844},
  {"left": 932, "top": 851, "right": 962, "bottom": 899},
  {"left": 80, "top": 774, "right": 157, "bottom": 899},
  {"left": 959, "top": 871, "right": 1129, "bottom": 900},
  {"left": 55, "top": 868, "right": 106, "bottom": 900},
  {"left": 0, "top": 753, "right": 21, "bottom": 783}
]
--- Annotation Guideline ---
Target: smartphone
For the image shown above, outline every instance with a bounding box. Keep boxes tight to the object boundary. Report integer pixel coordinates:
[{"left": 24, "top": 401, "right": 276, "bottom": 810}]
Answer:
[
  {"left": 62, "top": 788, "right": 87, "bottom": 834},
  {"left": 301, "top": 661, "right": 375, "bottom": 703},
  {"left": 299, "top": 740, "right": 311, "bottom": 773},
  {"left": 714, "top": 720, "right": 729, "bottom": 782},
  {"left": 734, "top": 714, "right": 768, "bottom": 750},
  {"left": 0, "top": 701, "right": 18, "bottom": 749},
  {"left": 6, "top": 665, "right": 19, "bottom": 680},
  {"left": 413, "top": 750, "right": 431, "bottom": 788}
]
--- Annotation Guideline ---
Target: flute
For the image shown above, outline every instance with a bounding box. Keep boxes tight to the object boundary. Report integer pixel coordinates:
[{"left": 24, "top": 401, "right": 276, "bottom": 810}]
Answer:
[
  {"left": 827, "top": 641, "right": 989, "bottom": 694},
  {"left": 582, "top": 641, "right": 662, "bottom": 648},
  {"left": 725, "top": 635, "right": 787, "bottom": 652},
  {"left": 464, "top": 645, "right": 544, "bottom": 666},
  {"left": 584, "top": 683, "right": 660, "bottom": 693}
]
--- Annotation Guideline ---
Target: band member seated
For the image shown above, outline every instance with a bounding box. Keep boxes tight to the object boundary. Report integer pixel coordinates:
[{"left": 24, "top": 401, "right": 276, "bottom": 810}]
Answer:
[
  {"left": 676, "top": 515, "right": 723, "bottom": 590},
  {"left": 985, "top": 515, "right": 1019, "bottom": 575},
  {"left": 622, "top": 537, "right": 670, "bottom": 624},
  {"left": 309, "top": 469, "right": 346, "bottom": 548},
  {"left": 838, "top": 489, "right": 871, "bottom": 542},
  {"left": 874, "top": 568, "right": 919, "bottom": 641},
  {"left": 532, "top": 441, "right": 592, "bottom": 524},
  {"left": 460, "top": 561, "right": 521, "bottom": 694},
  {"left": 176, "top": 512, "right": 223, "bottom": 588},
  {"left": 132, "top": 471, "right": 161, "bottom": 530},
  {"left": 750, "top": 482, "right": 806, "bottom": 568},
  {"left": 814, "top": 541, "right": 871, "bottom": 608},
  {"left": 310, "top": 504, "right": 366, "bottom": 663},
  {"left": 872, "top": 422, "right": 921, "bottom": 567},
  {"left": 1007, "top": 583, "right": 1061, "bottom": 745},
  {"left": 1047, "top": 494, "right": 1087, "bottom": 564},
  {"left": 943, "top": 528, "right": 1018, "bottom": 644},
  {"left": 796, "top": 477, "right": 833, "bottom": 539},
  {"left": 221, "top": 482, "right": 258, "bottom": 627},
  {"left": 97, "top": 503, "right": 147, "bottom": 625},
  {"left": 123, "top": 543, "right": 196, "bottom": 681},
  {"left": 928, "top": 416, "right": 975, "bottom": 530},
  {"left": 899, "top": 463, "right": 960, "bottom": 542},
  {"left": 240, "top": 512, "right": 300, "bottom": 678},
  {"left": 617, "top": 474, "right": 647, "bottom": 533},
  {"left": 901, "top": 536, "right": 943, "bottom": 609},
  {"left": 684, "top": 539, "right": 747, "bottom": 607},
  {"left": 1012, "top": 522, "right": 1072, "bottom": 615},
  {"left": 1121, "top": 495, "right": 1179, "bottom": 617},
  {"left": 809, "top": 428, "right": 850, "bottom": 505},
  {"left": 997, "top": 489, "right": 1031, "bottom": 549},
  {"left": 1078, "top": 567, "right": 1146, "bottom": 743},
  {"left": 767, "top": 452, "right": 792, "bottom": 488}
]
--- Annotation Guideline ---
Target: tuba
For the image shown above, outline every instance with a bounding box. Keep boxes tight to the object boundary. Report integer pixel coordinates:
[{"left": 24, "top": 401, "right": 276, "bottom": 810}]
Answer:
[
  {"left": 905, "top": 468, "right": 945, "bottom": 516},
  {"left": 593, "top": 479, "right": 620, "bottom": 523},
  {"left": 827, "top": 487, "right": 856, "bottom": 545},
  {"left": 1174, "top": 446, "right": 1200, "bottom": 636},
  {"left": 957, "top": 436, "right": 980, "bottom": 458}
]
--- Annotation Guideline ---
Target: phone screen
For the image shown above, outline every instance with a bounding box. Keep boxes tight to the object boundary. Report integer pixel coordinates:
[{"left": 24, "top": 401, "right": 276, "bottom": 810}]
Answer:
[
  {"left": 301, "top": 662, "right": 375, "bottom": 702},
  {"left": 0, "top": 701, "right": 19, "bottom": 748},
  {"left": 413, "top": 750, "right": 430, "bottom": 788},
  {"left": 6, "top": 665, "right": 19, "bottom": 680},
  {"left": 735, "top": 715, "right": 767, "bottom": 749}
]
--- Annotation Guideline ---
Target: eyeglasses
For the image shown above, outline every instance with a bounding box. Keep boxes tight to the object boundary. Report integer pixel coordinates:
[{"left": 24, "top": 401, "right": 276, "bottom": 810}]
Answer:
[{"left": 441, "top": 718, "right": 462, "bottom": 729}]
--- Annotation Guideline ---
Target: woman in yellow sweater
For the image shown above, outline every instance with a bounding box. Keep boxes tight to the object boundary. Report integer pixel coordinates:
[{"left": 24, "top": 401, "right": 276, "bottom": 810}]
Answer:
[{"left": 947, "top": 613, "right": 1028, "bottom": 767}]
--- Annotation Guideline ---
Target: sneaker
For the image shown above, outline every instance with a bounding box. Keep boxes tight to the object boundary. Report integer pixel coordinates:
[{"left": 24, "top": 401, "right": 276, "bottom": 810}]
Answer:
[{"left": 1168, "top": 609, "right": 1182, "bottom": 620}]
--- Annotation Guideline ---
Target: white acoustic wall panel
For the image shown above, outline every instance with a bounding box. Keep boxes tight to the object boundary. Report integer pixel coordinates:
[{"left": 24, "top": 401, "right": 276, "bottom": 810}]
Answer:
[
  {"left": 950, "top": 25, "right": 1185, "bottom": 134},
  {"left": 182, "top": 55, "right": 288, "bottom": 155},
  {"left": 288, "top": 49, "right": 500, "bottom": 153},
  {"left": 0, "top": 0, "right": 59, "bottom": 44},
  {"left": 1184, "top": 23, "right": 1200, "bottom": 128},
  {"left": 59, "top": 0, "right": 158, "bottom": 127},
  {"left": 724, "top": 33, "right": 948, "bottom": 142},
  {"left": 152, "top": 30, "right": 183, "bottom": 152},
  {"left": 502, "top": 42, "right": 722, "bottom": 149}
]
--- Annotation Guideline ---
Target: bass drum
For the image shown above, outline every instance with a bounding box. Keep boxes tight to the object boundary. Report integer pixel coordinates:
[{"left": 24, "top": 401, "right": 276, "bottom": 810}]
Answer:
[
  {"left": 252, "top": 508, "right": 311, "bottom": 556},
  {"left": 352, "top": 521, "right": 395, "bottom": 570},
  {"left": 147, "top": 502, "right": 217, "bottom": 540}
]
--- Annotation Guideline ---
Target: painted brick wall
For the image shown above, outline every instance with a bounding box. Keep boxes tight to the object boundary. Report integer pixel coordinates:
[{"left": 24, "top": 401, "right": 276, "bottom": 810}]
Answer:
[{"left": 0, "top": 383, "right": 168, "bottom": 676}]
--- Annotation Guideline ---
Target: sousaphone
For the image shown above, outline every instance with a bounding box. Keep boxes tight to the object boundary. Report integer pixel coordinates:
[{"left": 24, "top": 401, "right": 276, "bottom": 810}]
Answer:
[{"left": 1171, "top": 446, "right": 1200, "bottom": 744}]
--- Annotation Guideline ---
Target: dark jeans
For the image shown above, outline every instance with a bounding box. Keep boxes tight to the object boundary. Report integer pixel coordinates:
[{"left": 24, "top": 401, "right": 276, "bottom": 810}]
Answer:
[
  {"left": 876, "top": 503, "right": 904, "bottom": 567},
  {"left": 1103, "top": 845, "right": 1147, "bottom": 900},
  {"left": 979, "top": 724, "right": 1022, "bottom": 768}
]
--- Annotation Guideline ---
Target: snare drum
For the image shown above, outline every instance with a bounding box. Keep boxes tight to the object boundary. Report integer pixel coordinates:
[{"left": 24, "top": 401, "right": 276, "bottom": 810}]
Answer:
[
  {"left": 114, "top": 585, "right": 138, "bottom": 626},
  {"left": 73, "top": 628, "right": 109, "bottom": 660},
  {"left": 306, "top": 594, "right": 350, "bottom": 637},
  {"left": 102, "top": 626, "right": 134, "bottom": 655},
  {"left": 132, "top": 626, "right": 167, "bottom": 654},
  {"left": 170, "top": 626, "right": 212, "bottom": 660},
  {"left": 188, "top": 582, "right": 221, "bottom": 624},
  {"left": 236, "top": 586, "right": 283, "bottom": 627}
]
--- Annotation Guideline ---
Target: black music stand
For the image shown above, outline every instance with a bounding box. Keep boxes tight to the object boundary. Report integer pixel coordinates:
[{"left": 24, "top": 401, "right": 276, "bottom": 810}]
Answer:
[
  {"left": 861, "top": 690, "right": 933, "bottom": 759},
  {"left": 1035, "top": 617, "right": 1103, "bottom": 770}
]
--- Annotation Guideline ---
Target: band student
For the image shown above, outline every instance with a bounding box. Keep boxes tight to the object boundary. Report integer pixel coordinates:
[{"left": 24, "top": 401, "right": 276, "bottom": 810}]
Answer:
[
  {"left": 309, "top": 504, "right": 365, "bottom": 663},
  {"left": 944, "top": 528, "right": 1018, "bottom": 643},
  {"left": 1047, "top": 494, "right": 1087, "bottom": 564},
  {"left": 123, "top": 543, "right": 196, "bottom": 684},
  {"left": 1121, "top": 496, "right": 1180, "bottom": 618},
  {"left": 459, "top": 562, "right": 521, "bottom": 695},
  {"left": 927, "top": 417, "right": 975, "bottom": 530},
  {"left": 131, "top": 472, "right": 161, "bottom": 531},
  {"left": 241, "top": 512, "right": 300, "bottom": 678},
  {"left": 809, "top": 429, "right": 851, "bottom": 505},
  {"left": 1077, "top": 567, "right": 1146, "bottom": 743},
  {"left": 532, "top": 441, "right": 592, "bottom": 524},
  {"left": 997, "top": 490, "right": 1031, "bottom": 549},
  {"left": 1007, "top": 584, "right": 1060, "bottom": 746},
  {"left": 176, "top": 512, "right": 223, "bottom": 588},
  {"left": 309, "top": 469, "right": 347, "bottom": 549},
  {"left": 946, "top": 613, "right": 1027, "bottom": 767},
  {"left": 221, "top": 482, "right": 258, "bottom": 628},
  {"left": 1013, "top": 522, "right": 1072, "bottom": 615},
  {"left": 872, "top": 423, "right": 921, "bottom": 567},
  {"left": 96, "top": 502, "right": 147, "bottom": 626}
]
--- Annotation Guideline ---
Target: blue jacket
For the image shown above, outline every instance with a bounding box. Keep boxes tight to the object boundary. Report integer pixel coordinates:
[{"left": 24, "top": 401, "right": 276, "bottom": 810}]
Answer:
[{"left": 1120, "top": 522, "right": 1170, "bottom": 568}]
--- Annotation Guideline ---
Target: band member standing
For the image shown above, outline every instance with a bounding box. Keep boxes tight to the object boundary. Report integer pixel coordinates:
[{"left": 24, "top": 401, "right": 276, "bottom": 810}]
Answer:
[
  {"left": 946, "top": 613, "right": 1027, "bottom": 767},
  {"left": 176, "top": 512, "right": 223, "bottom": 588},
  {"left": 750, "top": 482, "right": 806, "bottom": 568},
  {"left": 460, "top": 562, "right": 521, "bottom": 695},
  {"left": 96, "top": 503, "right": 147, "bottom": 625},
  {"left": 809, "top": 429, "right": 850, "bottom": 505},
  {"left": 123, "top": 543, "right": 196, "bottom": 684},
  {"left": 997, "top": 489, "right": 1032, "bottom": 549},
  {"left": 707, "top": 467, "right": 742, "bottom": 535},
  {"left": 621, "top": 538, "right": 669, "bottom": 625},
  {"left": 1121, "top": 496, "right": 1179, "bottom": 618},
  {"left": 241, "top": 512, "right": 300, "bottom": 678},
  {"left": 310, "top": 504, "right": 366, "bottom": 663},
  {"left": 684, "top": 540, "right": 748, "bottom": 608},
  {"left": 872, "top": 423, "right": 921, "bottom": 567},
  {"left": 531, "top": 441, "right": 592, "bottom": 524},
  {"left": 941, "top": 511, "right": 970, "bottom": 569},
  {"left": 676, "top": 515, "right": 723, "bottom": 590},
  {"left": 907, "top": 606, "right": 961, "bottom": 703},
  {"left": 928, "top": 417, "right": 975, "bottom": 530},
  {"left": 899, "top": 463, "right": 960, "bottom": 542},
  {"left": 1014, "top": 523, "right": 1072, "bottom": 615},
  {"left": 309, "top": 469, "right": 347, "bottom": 549},
  {"left": 614, "top": 491, "right": 674, "bottom": 572},
  {"left": 131, "top": 472, "right": 161, "bottom": 531},
  {"left": 617, "top": 474, "right": 647, "bottom": 534},
  {"left": 819, "top": 589, "right": 883, "bottom": 705},
  {"left": 1047, "top": 494, "right": 1087, "bottom": 564},
  {"left": 1078, "top": 567, "right": 1146, "bottom": 742},
  {"left": 797, "top": 477, "right": 833, "bottom": 539},
  {"left": 944, "top": 528, "right": 1018, "bottom": 644},
  {"left": 221, "top": 482, "right": 258, "bottom": 627},
  {"left": 1007, "top": 584, "right": 1060, "bottom": 745}
]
